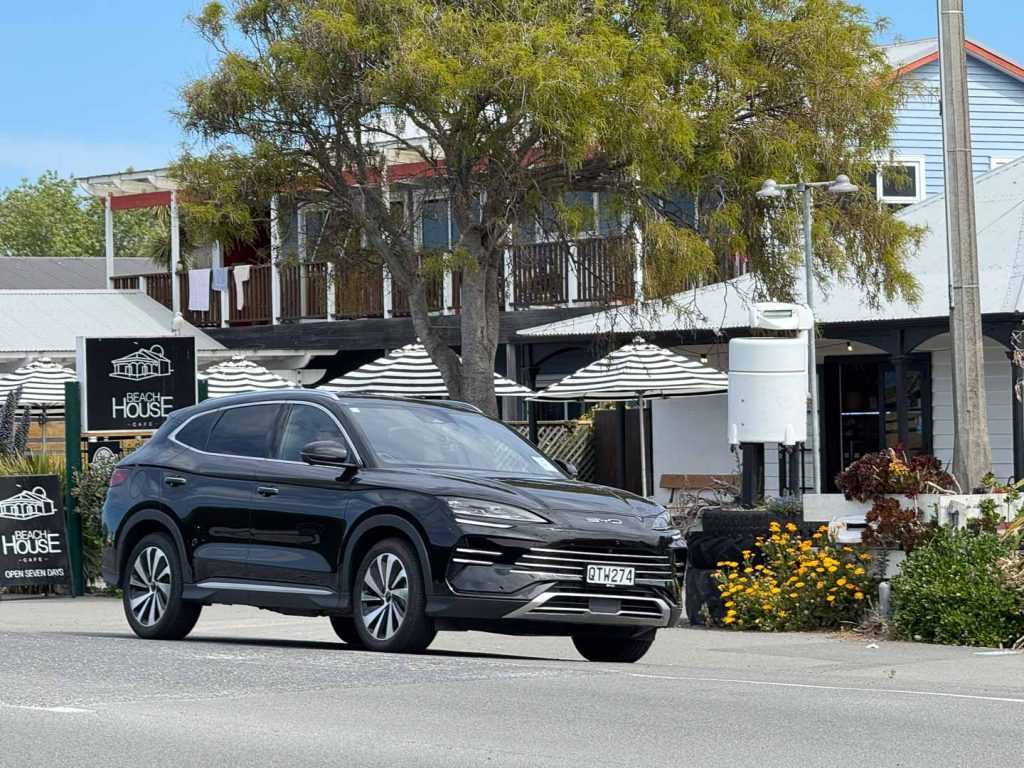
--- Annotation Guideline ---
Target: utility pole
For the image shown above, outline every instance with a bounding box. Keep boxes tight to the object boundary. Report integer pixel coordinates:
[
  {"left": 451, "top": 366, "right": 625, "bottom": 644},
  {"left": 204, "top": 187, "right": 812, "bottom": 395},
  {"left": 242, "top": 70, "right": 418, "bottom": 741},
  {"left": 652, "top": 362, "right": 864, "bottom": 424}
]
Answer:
[{"left": 938, "top": 0, "right": 992, "bottom": 489}]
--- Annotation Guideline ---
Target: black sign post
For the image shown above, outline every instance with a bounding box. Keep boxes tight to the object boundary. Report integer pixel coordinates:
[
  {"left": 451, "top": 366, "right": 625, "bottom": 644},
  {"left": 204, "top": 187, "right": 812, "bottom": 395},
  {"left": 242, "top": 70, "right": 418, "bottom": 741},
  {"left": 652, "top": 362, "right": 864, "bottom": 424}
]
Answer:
[
  {"left": 77, "top": 337, "right": 197, "bottom": 434},
  {"left": 0, "top": 475, "right": 72, "bottom": 590}
]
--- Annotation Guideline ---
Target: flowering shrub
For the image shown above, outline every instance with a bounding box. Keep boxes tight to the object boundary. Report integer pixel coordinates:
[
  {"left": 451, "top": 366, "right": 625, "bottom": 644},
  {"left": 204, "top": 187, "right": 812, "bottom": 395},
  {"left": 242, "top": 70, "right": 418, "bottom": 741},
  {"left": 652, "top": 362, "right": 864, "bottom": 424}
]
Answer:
[
  {"left": 713, "top": 522, "right": 874, "bottom": 631},
  {"left": 835, "top": 447, "right": 955, "bottom": 502}
]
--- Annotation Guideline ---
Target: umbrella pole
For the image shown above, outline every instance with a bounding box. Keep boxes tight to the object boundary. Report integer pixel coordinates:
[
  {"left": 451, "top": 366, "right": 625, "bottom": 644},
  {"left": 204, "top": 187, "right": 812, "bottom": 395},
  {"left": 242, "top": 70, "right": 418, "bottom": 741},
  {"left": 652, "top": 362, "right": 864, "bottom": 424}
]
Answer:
[{"left": 638, "top": 397, "right": 648, "bottom": 498}]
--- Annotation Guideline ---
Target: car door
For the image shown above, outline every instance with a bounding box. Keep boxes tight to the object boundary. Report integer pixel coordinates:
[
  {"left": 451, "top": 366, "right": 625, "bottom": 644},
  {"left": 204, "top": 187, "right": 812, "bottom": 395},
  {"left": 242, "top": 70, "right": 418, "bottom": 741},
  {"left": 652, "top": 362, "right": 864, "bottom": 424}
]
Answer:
[
  {"left": 166, "top": 403, "right": 283, "bottom": 585},
  {"left": 247, "top": 402, "right": 355, "bottom": 591}
]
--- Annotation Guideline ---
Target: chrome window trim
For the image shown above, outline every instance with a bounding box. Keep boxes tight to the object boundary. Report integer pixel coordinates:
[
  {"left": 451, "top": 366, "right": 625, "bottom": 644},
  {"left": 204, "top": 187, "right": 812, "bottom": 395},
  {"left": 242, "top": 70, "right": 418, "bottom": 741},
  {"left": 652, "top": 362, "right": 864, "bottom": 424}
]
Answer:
[
  {"left": 169, "top": 400, "right": 363, "bottom": 467},
  {"left": 195, "top": 580, "right": 334, "bottom": 595}
]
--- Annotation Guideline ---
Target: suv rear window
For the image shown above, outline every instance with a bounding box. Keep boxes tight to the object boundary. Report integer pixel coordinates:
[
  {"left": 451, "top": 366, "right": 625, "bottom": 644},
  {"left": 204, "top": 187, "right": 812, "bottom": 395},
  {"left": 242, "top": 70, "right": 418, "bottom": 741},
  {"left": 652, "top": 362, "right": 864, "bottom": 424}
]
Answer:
[
  {"left": 174, "top": 410, "right": 220, "bottom": 451},
  {"left": 205, "top": 404, "right": 280, "bottom": 458}
]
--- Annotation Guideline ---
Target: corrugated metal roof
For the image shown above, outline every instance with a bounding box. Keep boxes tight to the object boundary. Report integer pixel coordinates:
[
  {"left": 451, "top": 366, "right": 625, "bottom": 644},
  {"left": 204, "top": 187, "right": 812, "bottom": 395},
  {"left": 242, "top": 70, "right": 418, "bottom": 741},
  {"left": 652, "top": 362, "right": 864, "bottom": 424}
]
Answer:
[
  {"left": 519, "top": 156, "right": 1024, "bottom": 338},
  {"left": 0, "top": 258, "right": 157, "bottom": 290},
  {"left": 0, "top": 290, "right": 225, "bottom": 354}
]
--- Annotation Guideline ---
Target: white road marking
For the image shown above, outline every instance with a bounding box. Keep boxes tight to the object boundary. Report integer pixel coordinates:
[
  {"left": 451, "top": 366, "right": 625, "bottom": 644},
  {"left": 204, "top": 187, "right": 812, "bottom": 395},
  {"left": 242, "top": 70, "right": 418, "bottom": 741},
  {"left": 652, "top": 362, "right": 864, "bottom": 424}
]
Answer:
[
  {"left": 624, "top": 672, "right": 1024, "bottom": 704},
  {"left": 1, "top": 704, "right": 95, "bottom": 714}
]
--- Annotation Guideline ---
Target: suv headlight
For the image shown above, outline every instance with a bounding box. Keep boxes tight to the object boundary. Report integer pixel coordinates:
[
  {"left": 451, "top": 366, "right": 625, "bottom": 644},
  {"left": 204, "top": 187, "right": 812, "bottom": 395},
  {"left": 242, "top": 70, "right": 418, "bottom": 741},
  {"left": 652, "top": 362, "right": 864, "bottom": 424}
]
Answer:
[
  {"left": 650, "top": 509, "right": 674, "bottom": 531},
  {"left": 444, "top": 497, "right": 548, "bottom": 524}
]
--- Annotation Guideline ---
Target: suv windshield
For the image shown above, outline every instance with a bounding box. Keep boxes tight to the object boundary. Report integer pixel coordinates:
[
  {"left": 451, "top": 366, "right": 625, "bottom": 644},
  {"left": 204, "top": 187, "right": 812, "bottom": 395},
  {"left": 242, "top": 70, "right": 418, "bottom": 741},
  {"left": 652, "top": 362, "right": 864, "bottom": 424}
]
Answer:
[{"left": 342, "top": 400, "right": 563, "bottom": 477}]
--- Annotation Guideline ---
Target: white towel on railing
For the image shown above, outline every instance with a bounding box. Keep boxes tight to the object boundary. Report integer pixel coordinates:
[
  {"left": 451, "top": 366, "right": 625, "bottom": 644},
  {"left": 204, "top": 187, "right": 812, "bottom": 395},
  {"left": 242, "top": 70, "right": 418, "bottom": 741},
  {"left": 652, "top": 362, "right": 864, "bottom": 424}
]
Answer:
[
  {"left": 187, "top": 269, "right": 211, "bottom": 312},
  {"left": 233, "top": 264, "right": 252, "bottom": 310}
]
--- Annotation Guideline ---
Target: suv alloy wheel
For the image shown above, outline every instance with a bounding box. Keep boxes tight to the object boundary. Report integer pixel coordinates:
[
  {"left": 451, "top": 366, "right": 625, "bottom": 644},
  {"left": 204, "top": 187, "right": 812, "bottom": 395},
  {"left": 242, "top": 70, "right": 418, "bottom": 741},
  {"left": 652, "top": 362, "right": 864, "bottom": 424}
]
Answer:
[
  {"left": 354, "top": 538, "right": 436, "bottom": 652},
  {"left": 123, "top": 532, "right": 202, "bottom": 640}
]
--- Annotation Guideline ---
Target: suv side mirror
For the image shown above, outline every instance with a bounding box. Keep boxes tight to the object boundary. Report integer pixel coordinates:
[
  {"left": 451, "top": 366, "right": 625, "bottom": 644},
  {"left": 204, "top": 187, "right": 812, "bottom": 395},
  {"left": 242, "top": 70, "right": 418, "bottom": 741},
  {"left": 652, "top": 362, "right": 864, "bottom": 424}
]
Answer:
[
  {"left": 300, "top": 440, "right": 354, "bottom": 468},
  {"left": 553, "top": 458, "right": 578, "bottom": 478}
]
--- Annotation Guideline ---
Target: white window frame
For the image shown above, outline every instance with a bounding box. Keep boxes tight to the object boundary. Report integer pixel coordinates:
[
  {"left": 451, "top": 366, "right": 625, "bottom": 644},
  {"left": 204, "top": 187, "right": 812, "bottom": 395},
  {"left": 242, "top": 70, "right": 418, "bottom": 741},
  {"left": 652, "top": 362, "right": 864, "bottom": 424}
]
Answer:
[
  {"left": 875, "top": 156, "right": 926, "bottom": 205},
  {"left": 990, "top": 156, "right": 1019, "bottom": 170}
]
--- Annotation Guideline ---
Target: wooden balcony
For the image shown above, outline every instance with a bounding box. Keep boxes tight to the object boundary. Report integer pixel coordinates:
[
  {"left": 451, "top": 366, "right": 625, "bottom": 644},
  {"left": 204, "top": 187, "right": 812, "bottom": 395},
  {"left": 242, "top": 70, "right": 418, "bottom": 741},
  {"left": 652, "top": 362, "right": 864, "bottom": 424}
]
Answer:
[{"left": 113, "top": 236, "right": 636, "bottom": 327}]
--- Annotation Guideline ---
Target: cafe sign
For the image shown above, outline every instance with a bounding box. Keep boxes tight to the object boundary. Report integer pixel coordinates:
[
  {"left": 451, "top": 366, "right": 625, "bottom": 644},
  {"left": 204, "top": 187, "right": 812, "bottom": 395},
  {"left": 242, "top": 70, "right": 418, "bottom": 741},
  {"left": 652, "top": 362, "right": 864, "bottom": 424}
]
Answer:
[
  {"left": 0, "top": 475, "right": 70, "bottom": 589},
  {"left": 77, "top": 337, "right": 197, "bottom": 434}
]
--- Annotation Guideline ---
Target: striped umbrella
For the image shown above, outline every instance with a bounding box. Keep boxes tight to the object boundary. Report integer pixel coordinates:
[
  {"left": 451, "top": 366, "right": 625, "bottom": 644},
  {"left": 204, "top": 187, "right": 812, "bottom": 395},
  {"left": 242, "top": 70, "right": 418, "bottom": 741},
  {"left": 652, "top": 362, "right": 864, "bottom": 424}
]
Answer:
[
  {"left": 0, "top": 358, "right": 77, "bottom": 448},
  {"left": 318, "top": 343, "right": 533, "bottom": 398},
  {"left": 199, "top": 355, "right": 296, "bottom": 398},
  {"left": 532, "top": 337, "right": 728, "bottom": 496},
  {"left": 0, "top": 358, "right": 77, "bottom": 406}
]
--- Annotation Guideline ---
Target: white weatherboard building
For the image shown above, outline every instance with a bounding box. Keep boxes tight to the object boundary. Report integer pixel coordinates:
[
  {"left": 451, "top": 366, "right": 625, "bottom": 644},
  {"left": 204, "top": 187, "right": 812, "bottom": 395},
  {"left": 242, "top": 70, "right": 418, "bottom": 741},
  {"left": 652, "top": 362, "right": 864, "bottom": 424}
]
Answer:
[{"left": 520, "top": 157, "right": 1024, "bottom": 503}]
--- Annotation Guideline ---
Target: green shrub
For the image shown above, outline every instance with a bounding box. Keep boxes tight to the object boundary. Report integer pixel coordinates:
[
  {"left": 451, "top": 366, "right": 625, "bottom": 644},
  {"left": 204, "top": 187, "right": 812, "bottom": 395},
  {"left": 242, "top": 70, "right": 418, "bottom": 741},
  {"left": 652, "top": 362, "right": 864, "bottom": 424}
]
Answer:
[
  {"left": 72, "top": 459, "right": 117, "bottom": 589},
  {"left": 890, "top": 528, "right": 1024, "bottom": 647}
]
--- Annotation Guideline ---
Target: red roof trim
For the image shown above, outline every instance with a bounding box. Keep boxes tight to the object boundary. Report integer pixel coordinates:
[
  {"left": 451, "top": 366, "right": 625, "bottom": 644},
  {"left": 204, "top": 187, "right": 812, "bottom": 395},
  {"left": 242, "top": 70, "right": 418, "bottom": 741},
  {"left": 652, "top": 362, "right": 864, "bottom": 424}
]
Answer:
[
  {"left": 966, "top": 41, "right": 1024, "bottom": 80},
  {"left": 892, "top": 42, "right": 1024, "bottom": 82},
  {"left": 892, "top": 51, "right": 939, "bottom": 78},
  {"left": 109, "top": 191, "right": 172, "bottom": 211}
]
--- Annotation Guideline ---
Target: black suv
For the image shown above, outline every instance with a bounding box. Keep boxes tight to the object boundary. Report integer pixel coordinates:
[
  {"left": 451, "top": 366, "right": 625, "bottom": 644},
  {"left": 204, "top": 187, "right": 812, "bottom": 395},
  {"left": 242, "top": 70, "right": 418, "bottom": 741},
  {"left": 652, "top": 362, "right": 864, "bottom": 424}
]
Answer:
[{"left": 102, "top": 391, "right": 682, "bottom": 662}]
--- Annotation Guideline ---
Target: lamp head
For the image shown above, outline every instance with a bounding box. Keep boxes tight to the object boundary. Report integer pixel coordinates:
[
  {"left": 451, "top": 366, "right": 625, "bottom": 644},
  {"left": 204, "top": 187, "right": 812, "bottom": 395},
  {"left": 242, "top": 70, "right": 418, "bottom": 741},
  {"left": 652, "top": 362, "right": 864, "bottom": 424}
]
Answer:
[
  {"left": 755, "top": 179, "right": 783, "bottom": 199},
  {"left": 828, "top": 174, "right": 859, "bottom": 195}
]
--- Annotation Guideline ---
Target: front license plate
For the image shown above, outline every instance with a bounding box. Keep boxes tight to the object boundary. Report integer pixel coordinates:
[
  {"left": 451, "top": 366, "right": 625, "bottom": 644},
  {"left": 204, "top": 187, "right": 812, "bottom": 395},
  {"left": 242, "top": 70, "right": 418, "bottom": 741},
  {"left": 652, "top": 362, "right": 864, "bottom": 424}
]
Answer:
[{"left": 586, "top": 564, "right": 635, "bottom": 586}]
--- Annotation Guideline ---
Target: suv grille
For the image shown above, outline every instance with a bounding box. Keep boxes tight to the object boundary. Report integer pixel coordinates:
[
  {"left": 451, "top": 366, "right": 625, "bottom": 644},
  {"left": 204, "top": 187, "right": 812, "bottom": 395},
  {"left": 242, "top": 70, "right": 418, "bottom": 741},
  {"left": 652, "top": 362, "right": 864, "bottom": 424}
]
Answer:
[{"left": 511, "top": 546, "right": 675, "bottom": 583}]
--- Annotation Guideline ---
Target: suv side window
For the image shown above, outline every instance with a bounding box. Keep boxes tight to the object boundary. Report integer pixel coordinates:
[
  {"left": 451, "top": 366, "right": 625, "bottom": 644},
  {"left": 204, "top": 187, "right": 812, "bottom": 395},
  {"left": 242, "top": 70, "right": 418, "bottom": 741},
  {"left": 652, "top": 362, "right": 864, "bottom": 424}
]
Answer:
[
  {"left": 274, "top": 404, "right": 346, "bottom": 462},
  {"left": 174, "top": 410, "right": 220, "bottom": 451},
  {"left": 206, "top": 404, "right": 280, "bottom": 458}
]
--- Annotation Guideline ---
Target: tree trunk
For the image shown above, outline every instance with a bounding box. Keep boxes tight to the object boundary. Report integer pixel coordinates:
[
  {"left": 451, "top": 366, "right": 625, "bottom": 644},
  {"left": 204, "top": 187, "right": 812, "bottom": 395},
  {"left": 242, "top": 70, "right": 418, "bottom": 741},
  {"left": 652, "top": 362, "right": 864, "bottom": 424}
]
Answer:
[
  {"left": 458, "top": 262, "right": 500, "bottom": 417},
  {"left": 406, "top": 276, "right": 464, "bottom": 402}
]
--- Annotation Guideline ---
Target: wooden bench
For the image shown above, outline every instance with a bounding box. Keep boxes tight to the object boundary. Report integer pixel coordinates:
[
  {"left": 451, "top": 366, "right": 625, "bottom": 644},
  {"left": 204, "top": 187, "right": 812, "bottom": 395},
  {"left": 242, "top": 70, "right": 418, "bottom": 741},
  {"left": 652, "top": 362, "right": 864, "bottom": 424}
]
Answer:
[{"left": 660, "top": 473, "right": 739, "bottom": 503}]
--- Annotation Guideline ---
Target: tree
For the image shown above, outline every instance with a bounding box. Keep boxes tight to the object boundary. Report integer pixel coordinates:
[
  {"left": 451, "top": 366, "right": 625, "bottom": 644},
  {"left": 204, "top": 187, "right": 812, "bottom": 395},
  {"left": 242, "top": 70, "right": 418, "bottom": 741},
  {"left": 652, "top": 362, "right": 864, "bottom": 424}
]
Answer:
[
  {"left": 174, "top": 0, "right": 922, "bottom": 416},
  {"left": 0, "top": 171, "right": 163, "bottom": 259}
]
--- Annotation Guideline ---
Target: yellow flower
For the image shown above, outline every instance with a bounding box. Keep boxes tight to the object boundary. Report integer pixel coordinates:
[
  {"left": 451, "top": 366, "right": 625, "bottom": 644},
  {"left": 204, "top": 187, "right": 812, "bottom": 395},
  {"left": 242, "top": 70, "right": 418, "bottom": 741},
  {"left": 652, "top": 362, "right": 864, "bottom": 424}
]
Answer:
[
  {"left": 859, "top": 552, "right": 872, "bottom": 561},
  {"left": 724, "top": 601, "right": 735, "bottom": 607},
  {"left": 812, "top": 533, "right": 822, "bottom": 539},
  {"left": 837, "top": 577, "right": 847, "bottom": 586},
  {"left": 722, "top": 616, "right": 735, "bottom": 624},
  {"left": 795, "top": 582, "right": 805, "bottom": 588},
  {"left": 777, "top": 610, "right": 787, "bottom": 617},
  {"left": 728, "top": 573, "right": 738, "bottom": 579},
  {"left": 789, "top": 592, "right": 798, "bottom": 598},
  {"left": 854, "top": 567, "right": 865, "bottom": 575},
  {"left": 770, "top": 587, "right": 781, "bottom": 594},
  {"left": 854, "top": 592, "right": 864, "bottom": 600},
  {"left": 744, "top": 567, "right": 753, "bottom": 574},
  {"left": 826, "top": 595, "right": 836, "bottom": 602},
  {"left": 769, "top": 521, "right": 781, "bottom": 533},
  {"left": 816, "top": 581, "right": 825, "bottom": 589},
  {"left": 828, "top": 566, "right": 838, "bottom": 573},
  {"left": 762, "top": 603, "right": 772, "bottom": 610}
]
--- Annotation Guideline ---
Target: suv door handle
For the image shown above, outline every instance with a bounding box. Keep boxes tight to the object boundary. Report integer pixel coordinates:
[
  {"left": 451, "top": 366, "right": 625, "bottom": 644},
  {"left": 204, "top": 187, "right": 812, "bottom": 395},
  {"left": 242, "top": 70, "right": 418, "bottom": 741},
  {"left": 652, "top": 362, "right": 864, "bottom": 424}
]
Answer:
[
  {"left": 164, "top": 476, "right": 187, "bottom": 487},
  {"left": 256, "top": 486, "right": 279, "bottom": 497}
]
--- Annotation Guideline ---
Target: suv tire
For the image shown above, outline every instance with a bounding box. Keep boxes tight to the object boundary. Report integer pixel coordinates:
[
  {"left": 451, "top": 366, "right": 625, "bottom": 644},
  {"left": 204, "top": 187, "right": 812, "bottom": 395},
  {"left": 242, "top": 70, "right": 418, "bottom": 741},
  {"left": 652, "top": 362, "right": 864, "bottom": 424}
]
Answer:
[
  {"left": 354, "top": 538, "right": 436, "bottom": 653},
  {"left": 329, "top": 616, "right": 365, "bottom": 647},
  {"left": 572, "top": 629, "right": 656, "bottom": 663},
  {"left": 123, "top": 532, "right": 201, "bottom": 640}
]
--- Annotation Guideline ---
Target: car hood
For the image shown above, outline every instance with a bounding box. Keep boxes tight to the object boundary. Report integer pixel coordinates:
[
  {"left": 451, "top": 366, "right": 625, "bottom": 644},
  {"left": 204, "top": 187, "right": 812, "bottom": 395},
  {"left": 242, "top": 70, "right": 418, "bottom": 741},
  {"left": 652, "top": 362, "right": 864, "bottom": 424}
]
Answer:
[{"left": 402, "top": 469, "right": 664, "bottom": 521}]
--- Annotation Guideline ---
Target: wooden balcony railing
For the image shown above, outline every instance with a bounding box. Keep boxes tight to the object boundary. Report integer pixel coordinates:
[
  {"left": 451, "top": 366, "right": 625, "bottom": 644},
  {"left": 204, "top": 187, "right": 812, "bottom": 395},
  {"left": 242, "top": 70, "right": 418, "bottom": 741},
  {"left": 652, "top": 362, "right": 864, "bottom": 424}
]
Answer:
[
  {"left": 110, "top": 275, "right": 140, "bottom": 291},
  {"left": 575, "top": 236, "right": 635, "bottom": 304},
  {"left": 511, "top": 242, "right": 570, "bottom": 307},
  {"left": 336, "top": 261, "right": 385, "bottom": 319},
  {"left": 111, "top": 235, "right": 636, "bottom": 327},
  {"left": 281, "top": 262, "right": 329, "bottom": 322}
]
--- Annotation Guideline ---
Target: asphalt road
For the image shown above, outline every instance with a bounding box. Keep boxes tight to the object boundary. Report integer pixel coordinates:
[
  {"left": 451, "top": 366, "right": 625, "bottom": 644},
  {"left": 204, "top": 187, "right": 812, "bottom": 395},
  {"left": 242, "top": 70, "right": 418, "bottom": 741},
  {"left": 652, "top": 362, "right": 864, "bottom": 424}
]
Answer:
[{"left": 2, "top": 597, "right": 1024, "bottom": 767}]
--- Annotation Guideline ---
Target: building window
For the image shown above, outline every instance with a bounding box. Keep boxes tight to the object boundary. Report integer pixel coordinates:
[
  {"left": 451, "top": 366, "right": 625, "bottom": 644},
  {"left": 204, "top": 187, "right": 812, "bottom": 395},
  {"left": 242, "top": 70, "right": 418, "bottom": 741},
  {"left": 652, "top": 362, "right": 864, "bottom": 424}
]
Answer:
[
  {"left": 875, "top": 157, "right": 925, "bottom": 205},
  {"left": 991, "top": 156, "right": 1019, "bottom": 170}
]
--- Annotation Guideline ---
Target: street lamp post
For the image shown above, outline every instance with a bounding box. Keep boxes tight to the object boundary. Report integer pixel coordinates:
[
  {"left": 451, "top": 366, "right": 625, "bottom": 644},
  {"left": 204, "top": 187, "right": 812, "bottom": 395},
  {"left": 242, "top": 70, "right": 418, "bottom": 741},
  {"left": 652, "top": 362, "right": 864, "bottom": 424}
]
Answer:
[{"left": 756, "top": 174, "right": 859, "bottom": 494}]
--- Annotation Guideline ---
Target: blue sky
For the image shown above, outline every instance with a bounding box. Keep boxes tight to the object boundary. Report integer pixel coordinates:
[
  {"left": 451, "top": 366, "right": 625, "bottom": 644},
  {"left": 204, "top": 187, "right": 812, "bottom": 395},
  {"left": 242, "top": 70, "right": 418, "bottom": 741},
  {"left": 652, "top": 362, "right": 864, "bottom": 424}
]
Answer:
[{"left": 1, "top": 1, "right": 1022, "bottom": 190}]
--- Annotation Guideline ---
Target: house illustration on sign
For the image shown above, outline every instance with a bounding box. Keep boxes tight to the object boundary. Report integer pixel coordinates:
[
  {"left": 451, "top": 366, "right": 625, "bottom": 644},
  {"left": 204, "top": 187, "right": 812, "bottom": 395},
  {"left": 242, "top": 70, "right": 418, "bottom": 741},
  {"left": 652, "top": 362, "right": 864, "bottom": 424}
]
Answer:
[
  {"left": 110, "top": 345, "right": 173, "bottom": 381},
  {"left": 0, "top": 487, "right": 56, "bottom": 521}
]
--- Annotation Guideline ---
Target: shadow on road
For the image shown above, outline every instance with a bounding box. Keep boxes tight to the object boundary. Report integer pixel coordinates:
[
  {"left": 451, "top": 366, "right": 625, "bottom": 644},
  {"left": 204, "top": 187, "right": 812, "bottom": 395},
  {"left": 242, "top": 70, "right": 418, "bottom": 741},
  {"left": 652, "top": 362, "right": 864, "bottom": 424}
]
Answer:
[{"left": 56, "top": 631, "right": 563, "bottom": 663}]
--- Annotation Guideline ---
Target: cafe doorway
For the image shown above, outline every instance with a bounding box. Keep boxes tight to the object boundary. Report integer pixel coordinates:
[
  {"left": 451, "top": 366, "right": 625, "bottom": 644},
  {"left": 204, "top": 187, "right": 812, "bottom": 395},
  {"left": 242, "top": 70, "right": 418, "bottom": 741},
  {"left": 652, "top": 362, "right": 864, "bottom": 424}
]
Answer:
[{"left": 821, "top": 354, "right": 931, "bottom": 492}]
